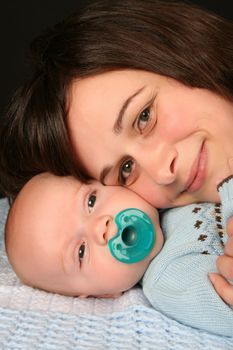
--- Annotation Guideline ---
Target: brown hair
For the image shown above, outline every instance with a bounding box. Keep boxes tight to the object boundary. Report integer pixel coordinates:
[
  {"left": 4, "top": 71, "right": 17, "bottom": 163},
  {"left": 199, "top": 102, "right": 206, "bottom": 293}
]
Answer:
[{"left": 1, "top": 0, "right": 233, "bottom": 198}]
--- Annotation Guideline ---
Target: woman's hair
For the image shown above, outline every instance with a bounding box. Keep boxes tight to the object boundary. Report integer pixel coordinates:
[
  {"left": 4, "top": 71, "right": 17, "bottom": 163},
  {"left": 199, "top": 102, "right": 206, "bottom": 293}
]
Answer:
[{"left": 1, "top": 0, "right": 233, "bottom": 198}]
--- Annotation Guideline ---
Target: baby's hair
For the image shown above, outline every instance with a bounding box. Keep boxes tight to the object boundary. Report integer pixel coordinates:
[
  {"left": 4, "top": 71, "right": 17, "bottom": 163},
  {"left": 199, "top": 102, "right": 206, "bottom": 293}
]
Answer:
[{"left": 1, "top": 0, "right": 233, "bottom": 198}]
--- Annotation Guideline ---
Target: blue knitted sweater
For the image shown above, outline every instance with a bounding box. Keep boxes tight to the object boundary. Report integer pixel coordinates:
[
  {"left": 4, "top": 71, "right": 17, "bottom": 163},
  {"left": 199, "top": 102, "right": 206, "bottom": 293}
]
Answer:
[{"left": 142, "top": 177, "right": 233, "bottom": 337}]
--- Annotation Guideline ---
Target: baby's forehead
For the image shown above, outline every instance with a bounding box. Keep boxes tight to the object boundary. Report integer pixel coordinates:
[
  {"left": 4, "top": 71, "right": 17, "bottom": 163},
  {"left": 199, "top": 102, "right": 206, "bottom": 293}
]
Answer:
[
  {"left": 36, "top": 173, "right": 83, "bottom": 189},
  {"left": 28, "top": 174, "right": 83, "bottom": 200},
  {"left": 11, "top": 174, "right": 82, "bottom": 225}
]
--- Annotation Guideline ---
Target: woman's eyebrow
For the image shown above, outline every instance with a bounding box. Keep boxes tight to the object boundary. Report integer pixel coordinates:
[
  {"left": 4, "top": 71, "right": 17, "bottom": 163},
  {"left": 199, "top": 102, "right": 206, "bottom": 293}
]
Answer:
[
  {"left": 113, "top": 86, "right": 145, "bottom": 135},
  {"left": 100, "top": 86, "right": 145, "bottom": 184}
]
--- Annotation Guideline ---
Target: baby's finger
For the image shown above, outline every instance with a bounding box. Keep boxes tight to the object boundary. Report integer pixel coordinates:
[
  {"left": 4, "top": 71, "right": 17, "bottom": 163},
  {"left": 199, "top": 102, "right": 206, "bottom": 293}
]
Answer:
[
  {"left": 209, "top": 273, "right": 233, "bottom": 305},
  {"left": 216, "top": 255, "right": 233, "bottom": 280}
]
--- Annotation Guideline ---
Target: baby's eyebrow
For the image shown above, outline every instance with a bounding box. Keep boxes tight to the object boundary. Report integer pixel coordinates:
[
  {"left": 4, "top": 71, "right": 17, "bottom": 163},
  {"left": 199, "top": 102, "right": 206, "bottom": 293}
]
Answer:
[
  {"left": 113, "top": 86, "right": 145, "bottom": 135},
  {"left": 61, "top": 234, "right": 81, "bottom": 276}
]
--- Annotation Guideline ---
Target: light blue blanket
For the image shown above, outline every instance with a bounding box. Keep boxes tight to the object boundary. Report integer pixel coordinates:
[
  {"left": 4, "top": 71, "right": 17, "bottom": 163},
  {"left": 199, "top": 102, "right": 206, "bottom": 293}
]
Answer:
[{"left": 0, "top": 198, "right": 233, "bottom": 349}]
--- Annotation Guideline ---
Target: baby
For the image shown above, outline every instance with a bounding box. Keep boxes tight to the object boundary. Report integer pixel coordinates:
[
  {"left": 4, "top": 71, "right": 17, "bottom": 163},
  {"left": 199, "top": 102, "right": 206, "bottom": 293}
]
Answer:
[
  {"left": 5, "top": 172, "right": 233, "bottom": 336},
  {"left": 5, "top": 172, "right": 163, "bottom": 298}
]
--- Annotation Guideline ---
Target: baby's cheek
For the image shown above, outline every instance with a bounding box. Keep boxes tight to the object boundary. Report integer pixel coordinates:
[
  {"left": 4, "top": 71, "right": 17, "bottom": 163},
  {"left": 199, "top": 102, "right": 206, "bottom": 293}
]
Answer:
[{"left": 123, "top": 264, "right": 147, "bottom": 289}]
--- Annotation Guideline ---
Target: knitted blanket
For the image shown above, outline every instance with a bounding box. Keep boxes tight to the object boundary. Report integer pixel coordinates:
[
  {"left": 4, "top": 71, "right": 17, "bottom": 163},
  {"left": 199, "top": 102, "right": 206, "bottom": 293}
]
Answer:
[{"left": 0, "top": 198, "right": 233, "bottom": 349}]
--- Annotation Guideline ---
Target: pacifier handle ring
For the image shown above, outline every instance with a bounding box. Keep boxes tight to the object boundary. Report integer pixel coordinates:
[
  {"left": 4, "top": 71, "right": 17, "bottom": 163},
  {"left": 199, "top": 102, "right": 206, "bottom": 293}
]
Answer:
[{"left": 108, "top": 208, "right": 156, "bottom": 264}]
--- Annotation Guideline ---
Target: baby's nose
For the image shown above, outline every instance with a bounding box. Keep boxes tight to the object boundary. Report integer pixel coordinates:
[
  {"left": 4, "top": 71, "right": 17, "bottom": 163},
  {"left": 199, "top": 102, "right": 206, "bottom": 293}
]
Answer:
[{"left": 93, "top": 215, "right": 115, "bottom": 245}]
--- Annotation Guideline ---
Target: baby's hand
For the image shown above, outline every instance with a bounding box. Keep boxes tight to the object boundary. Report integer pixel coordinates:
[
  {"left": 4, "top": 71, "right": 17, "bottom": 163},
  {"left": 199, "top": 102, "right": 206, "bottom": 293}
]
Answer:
[{"left": 209, "top": 217, "right": 233, "bottom": 305}]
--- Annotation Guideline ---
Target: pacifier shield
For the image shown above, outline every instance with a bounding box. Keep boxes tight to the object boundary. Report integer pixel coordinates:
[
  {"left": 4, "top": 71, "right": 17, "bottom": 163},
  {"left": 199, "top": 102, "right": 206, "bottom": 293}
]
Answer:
[{"left": 108, "top": 208, "right": 155, "bottom": 264}]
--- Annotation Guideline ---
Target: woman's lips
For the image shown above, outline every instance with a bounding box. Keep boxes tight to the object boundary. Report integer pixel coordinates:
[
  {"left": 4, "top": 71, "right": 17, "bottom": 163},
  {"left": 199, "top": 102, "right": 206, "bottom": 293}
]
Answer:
[{"left": 185, "top": 142, "right": 207, "bottom": 193}]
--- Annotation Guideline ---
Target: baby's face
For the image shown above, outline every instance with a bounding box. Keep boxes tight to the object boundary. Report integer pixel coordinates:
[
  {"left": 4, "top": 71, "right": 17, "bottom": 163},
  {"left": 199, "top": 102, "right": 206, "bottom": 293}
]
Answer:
[{"left": 8, "top": 174, "right": 163, "bottom": 297}]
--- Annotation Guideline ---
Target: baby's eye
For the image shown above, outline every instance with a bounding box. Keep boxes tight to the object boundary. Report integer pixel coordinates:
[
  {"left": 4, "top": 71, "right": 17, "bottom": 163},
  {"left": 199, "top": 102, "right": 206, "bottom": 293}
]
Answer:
[
  {"left": 78, "top": 243, "right": 85, "bottom": 263},
  {"left": 137, "top": 106, "right": 151, "bottom": 133},
  {"left": 88, "top": 193, "right": 96, "bottom": 211},
  {"left": 119, "top": 159, "right": 135, "bottom": 185}
]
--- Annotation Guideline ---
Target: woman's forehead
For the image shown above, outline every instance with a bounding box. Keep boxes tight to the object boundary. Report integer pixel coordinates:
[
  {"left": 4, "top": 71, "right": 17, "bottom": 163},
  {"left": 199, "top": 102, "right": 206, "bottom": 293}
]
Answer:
[{"left": 69, "top": 70, "right": 159, "bottom": 113}]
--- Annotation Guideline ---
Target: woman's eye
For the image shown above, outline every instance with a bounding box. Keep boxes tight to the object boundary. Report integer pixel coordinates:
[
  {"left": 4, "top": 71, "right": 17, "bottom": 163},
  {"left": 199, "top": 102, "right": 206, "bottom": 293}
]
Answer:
[
  {"left": 78, "top": 243, "right": 85, "bottom": 262},
  {"left": 137, "top": 106, "right": 151, "bottom": 133},
  {"left": 88, "top": 193, "right": 96, "bottom": 211},
  {"left": 119, "top": 159, "right": 135, "bottom": 184}
]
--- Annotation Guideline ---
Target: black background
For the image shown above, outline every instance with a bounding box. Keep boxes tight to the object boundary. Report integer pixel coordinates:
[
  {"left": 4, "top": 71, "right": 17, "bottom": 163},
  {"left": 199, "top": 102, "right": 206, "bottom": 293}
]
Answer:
[{"left": 0, "top": 1, "right": 232, "bottom": 198}]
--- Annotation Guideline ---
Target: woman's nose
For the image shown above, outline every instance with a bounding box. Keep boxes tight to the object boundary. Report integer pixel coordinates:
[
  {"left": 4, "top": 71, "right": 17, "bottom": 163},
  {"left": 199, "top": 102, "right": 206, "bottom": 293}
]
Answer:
[
  {"left": 138, "top": 143, "right": 177, "bottom": 186},
  {"left": 155, "top": 156, "right": 176, "bottom": 185},
  {"left": 92, "top": 215, "right": 114, "bottom": 245}
]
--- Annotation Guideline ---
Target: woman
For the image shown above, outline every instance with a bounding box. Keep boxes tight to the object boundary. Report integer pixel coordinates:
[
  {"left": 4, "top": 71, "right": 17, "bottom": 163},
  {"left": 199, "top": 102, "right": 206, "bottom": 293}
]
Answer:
[{"left": 0, "top": 0, "right": 233, "bottom": 301}]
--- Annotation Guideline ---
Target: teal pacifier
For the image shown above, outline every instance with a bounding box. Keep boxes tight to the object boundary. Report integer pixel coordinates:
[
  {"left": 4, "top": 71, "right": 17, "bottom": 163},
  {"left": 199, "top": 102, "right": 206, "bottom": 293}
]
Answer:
[{"left": 108, "top": 208, "right": 155, "bottom": 264}]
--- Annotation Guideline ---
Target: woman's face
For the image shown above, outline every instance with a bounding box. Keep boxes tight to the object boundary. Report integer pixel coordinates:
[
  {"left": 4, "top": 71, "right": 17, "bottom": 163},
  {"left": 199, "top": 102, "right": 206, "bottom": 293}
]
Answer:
[{"left": 68, "top": 70, "right": 233, "bottom": 208}]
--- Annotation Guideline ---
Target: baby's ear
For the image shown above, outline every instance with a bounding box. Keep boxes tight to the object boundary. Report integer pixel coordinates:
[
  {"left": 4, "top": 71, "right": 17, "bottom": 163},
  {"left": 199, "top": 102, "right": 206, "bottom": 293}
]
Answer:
[
  {"left": 97, "top": 292, "right": 123, "bottom": 299},
  {"left": 78, "top": 292, "right": 122, "bottom": 299},
  {"left": 78, "top": 294, "right": 89, "bottom": 299}
]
